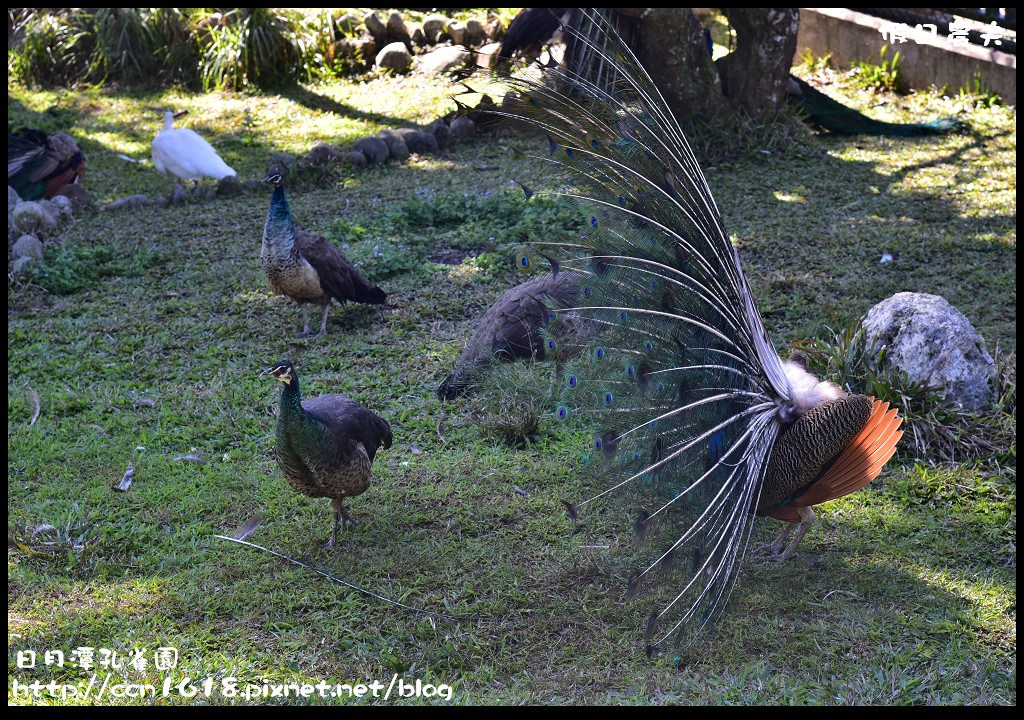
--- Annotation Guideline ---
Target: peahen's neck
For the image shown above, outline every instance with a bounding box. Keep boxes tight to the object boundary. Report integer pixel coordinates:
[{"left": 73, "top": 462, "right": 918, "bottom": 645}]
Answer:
[
  {"left": 276, "top": 375, "right": 333, "bottom": 453},
  {"left": 162, "top": 112, "right": 175, "bottom": 132},
  {"left": 262, "top": 186, "right": 298, "bottom": 262}
]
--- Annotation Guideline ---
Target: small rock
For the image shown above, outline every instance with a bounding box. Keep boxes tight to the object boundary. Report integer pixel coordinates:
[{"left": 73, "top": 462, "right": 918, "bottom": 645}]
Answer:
[
  {"left": 427, "top": 118, "right": 451, "bottom": 151},
  {"left": 465, "top": 18, "right": 486, "bottom": 46},
  {"left": 354, "top": 35, "right": 378, "bottom": 68},
  {"left": 446, "top": 20, "right": 466, "bottom": 46},
  {"left": 104, "top": 194, "right": 152, "bottom": 211},
  {"left": 49, "top": 194, "right": 74, "bottom": 219},
  {"left": 377, "top": 130, "right": 410, "bottom": 162},
  {"left": 216, "top": 175, "right": 242, "bottom": 197},
  {"left": 12, "top": 201, "right": 57, "bottom": 234},
  {"left": 12, "top": 234, "right": 43, "bottom": 261},
  {"left": 484, "top": 15, "right": 504, "bottom": 40},
  {"left": 450, "top": 116, "right": 477, "bottom": 141},
  {"left": 241, "top": 179, "right": 265, "bottom": 191},
  {"left": 375, "top": 42, "right": 413, "bottom": 72},
  {"left": 393, "top": 128, "right": 439, "bottom": 155},
  {"left": 192, "top": 185, "right": 216, "bottom": 201},
  {"left": 422, "top": 14, "right": 448, "bottom": 43},
  {"left": 417, "top": 44, "right": 470, "bottom": 75},
  {"left": 352, "top": 137, "right": 389, "bottom": 164},
  {"left": 36, "top": 199, "right": 61, "bottom": 227},
  {"left": 411, "top": 26, "right": 425, "bottom": 46},
  {"left": 8, "top": 212, "right": 15, "bottom": 242},
  {"left": 299, "top": 143, "right": 342, "bottom": 170},
  {"left": 387, "top": 11, "right": 411, "bottom": 44},
  {"left": 341, "top": 151, "right": 368, "bottom": 169},
  {"left": 170, "top": 184, "right": 189, "bottom": 205},
  {"left": 364, "top": 11, "right": 387, "bottom": 41},
  {"left": 267, "top": 152, "right": 297, "bottom": 178},
  {"left": 863, "top": 292, "right": 996, "bottom": 411},
  {"left": 12, "top": 255, "right": 35, "bottom": 274},
  {"left": 54, "top": 184, "right": 94, "bottom": 214},
  {"left": 475, "top": 42, "right": 503, "bottom": 68},
  {"left": 8, "top": 186, "right": 21, "bottom": 213}
]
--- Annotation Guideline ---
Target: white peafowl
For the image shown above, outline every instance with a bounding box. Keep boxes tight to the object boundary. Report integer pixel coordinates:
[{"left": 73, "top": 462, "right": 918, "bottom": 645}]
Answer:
[
  {"left": 483, "top": 10, "right": 904, "bottom": 654},
  {"left": 151, "top": 110, "right": 236, "bottom": 188}
]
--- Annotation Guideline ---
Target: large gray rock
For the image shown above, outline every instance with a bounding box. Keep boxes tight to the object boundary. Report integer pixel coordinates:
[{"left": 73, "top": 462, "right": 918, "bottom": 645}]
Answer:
[
  {"left": 862, "top": 292, "right": 996, "bottom": 411},
  {"left": 427, "top": 118, "right": 451, "bottom": 151},
  {"left": 375, "top": 42, "right": 412, "bottom": 72},
  {"left": 352, "top": 137, "right": 389, "bottom": 164},
  {"left": 216, "top": 175, "right": 242, "bottom": 197},
  {"left": 49, "top": 194, "right": 74, "bottom": 219},
  {"left": 341, "top": 150, "right": 368, "bottom": 169},
  {"left": 12, "top": 234, "right": 43, "bottom": 261},
  {"left": 8, "top": 186, "right": 21, "bottom": 213},
  {"left": 417, "top": 44, "right": 470, "bottom": 75}
]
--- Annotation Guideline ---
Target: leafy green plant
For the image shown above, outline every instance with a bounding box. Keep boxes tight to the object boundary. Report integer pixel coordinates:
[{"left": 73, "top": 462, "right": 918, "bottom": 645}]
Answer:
[
  {"left": 850, "top": 44, "right": 907, "bottom": 93},
  {"left": 958, "top": 71, "right": 1003, "bottom": 109},
  {"left": 197, "top": 8, "right": 306, "bottom": 91}
]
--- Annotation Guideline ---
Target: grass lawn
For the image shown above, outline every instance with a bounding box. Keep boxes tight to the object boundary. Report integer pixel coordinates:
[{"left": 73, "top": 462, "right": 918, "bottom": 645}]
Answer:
[{"left": 7, "top": 57, "right": 1015, "bottom": 705}]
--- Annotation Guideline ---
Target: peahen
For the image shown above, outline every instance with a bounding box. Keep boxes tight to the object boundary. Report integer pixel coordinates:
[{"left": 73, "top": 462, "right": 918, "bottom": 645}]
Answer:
[
  {"left": 8, "top": 129, "right": 85, "bottom": 201},
  {"left": 261, "top": 361, "right": 393, "bottom": 548},
  {"left": 260, "top": 174, "right": 387, "bottom": 337},
  {"left": 151, "top": 110, "right": 236, "bottom": 186},
  {"left": 438, "top": 262, "right": 582, "bottom": 401},
  {"left": 486, "top": 10, "right": 904, "bottom": 653}
]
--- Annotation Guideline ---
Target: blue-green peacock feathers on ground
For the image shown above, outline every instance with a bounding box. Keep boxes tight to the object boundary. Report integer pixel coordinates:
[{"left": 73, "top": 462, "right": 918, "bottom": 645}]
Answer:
[{"left": 486, "top": 10, "right": 903, "bottom": 654}]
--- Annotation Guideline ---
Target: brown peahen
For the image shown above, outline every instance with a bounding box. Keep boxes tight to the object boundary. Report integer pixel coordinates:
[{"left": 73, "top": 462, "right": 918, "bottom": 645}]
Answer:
[
  {"left": 438, "top": 262, "right": 583, "bottom": 400},
  {"left": 8, "top": 129, "right": 85, "bottom": 201},
  {"left": 261, "top": 361, "right": 392, "bottom": 548},
  {"left": 260, "top": 174, "right": 386, "bottom": 337},
  {"left": 485, "top": 10, "right": 904, "bottom": 653}
]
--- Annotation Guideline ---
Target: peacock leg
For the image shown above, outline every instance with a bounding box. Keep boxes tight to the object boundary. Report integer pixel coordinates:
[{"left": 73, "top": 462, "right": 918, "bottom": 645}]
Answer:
[
  {"left": 324, "top": 498, "right": 344, "bottom": 549},
  {"left": 753, "top": 522, "right": 795, "bottom": 557},
  {"left": 299, "top": 305, "right": 312, "bottom": 337},
  {"left": 339, "top": 503, "right": 357, "bottom": 529},
  {"left": 316, "top": 305, "right": 331, "bottom": 337},
  {"left": 767, "top": 506, "right": 817, "bottom": 563}
]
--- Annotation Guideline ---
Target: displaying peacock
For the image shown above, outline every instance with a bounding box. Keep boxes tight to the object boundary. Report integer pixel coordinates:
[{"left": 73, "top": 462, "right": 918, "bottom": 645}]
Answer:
[
  {"left": 151, "top": 110, "right": 236, "bottom": 186},
  {"left": 261, "top": 361, "right": 393, "bottom": 548},
  {"left": 260, "top": 174, "right": 387, "bottom": 337},
  {"left": 486, "top": 10, "right": 904, "bottom": 653},
  {"left": 438, "top": 262, "right": 583, "bottom": 401},
  {"left": 8, "top": 129, "right": 85, "bottom": 201}
]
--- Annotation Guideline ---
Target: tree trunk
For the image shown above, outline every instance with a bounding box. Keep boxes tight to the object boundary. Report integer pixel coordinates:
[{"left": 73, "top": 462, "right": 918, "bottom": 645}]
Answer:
[{"left": 716, "top": 8, "right": 800, "bottom": 119}]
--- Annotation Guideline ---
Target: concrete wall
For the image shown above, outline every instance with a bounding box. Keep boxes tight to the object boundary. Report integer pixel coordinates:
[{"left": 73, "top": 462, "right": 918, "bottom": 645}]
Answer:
[{"left": 797, "top": 8, "right": 1016, "bottom": 105}]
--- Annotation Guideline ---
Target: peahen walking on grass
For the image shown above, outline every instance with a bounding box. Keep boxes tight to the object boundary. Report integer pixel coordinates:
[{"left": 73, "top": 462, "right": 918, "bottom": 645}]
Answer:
[
  {"left": 260, "top": 174, "right": 387, "bottom": 337},
  {"left": 486, "top": 10, "right": 904, "bottom": 654},
  {"left": 8, "top": 129, "right": 85, "bottom": 201},
  {"left": 438, "top": 261, "right": 583, "bottom": 401},
  {"left": 261, "top": 361, "right": 392, "bottom": 548}
]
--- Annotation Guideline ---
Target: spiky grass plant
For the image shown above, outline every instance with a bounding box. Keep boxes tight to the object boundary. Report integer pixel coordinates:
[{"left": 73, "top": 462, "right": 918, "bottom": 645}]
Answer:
[
  {"left": 197, "top": 8, "right": 305, "bottom": 91},
  {"left": 795, "top": 319, "right": 1016, "bottom": 465}
]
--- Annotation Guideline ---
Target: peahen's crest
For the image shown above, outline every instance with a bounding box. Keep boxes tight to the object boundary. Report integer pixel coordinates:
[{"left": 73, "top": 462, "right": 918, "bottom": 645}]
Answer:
[{"left": 482, "top": 10, "right": 901, "bottom": 653}]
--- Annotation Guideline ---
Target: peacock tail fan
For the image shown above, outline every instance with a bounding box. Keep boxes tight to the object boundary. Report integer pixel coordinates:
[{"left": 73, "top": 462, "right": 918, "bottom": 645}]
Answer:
[{"left": 489, "top": 9, "right": 796, "bottom": 652}]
